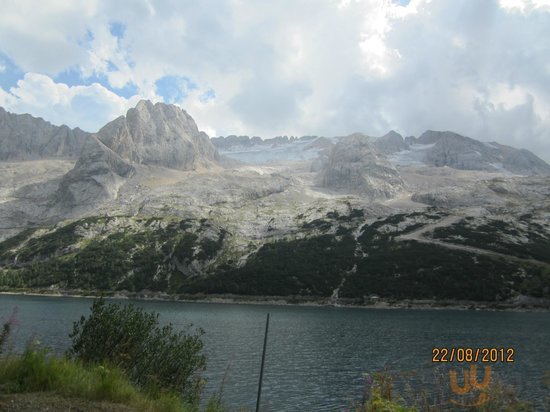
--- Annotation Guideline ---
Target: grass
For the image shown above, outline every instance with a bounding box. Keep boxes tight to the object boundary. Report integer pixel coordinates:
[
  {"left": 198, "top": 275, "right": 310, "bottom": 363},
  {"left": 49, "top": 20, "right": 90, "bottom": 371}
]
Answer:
[
  {"left": 0, "top": 347, "right": 198, "bottom": 412},
  {"left": 0, "top": 348, "right": 538, "bottom": 412}
]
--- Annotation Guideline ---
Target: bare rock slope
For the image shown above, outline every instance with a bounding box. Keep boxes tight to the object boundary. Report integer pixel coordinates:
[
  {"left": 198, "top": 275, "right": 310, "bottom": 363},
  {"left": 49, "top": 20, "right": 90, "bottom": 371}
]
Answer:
[
  {"left": 55, "top": 136, "right": 135, "bottom": 210},
  {"left": 373, "top": 130, "right": 408, "bottom": 155},
  {"left": 0, "top": 107, "right": 89, "bottom": 160},
  {"left": 415, "top": 130, "right": 550, "bottom": 175},
  {"left": 317, "top": 134, "right": 405, "bottom": 198}
]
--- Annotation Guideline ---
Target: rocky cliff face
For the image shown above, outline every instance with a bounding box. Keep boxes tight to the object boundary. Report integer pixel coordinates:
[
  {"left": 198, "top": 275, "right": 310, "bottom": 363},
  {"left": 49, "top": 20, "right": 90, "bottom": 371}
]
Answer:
[
  {"left": 0, "top": 107, "right": 89, "bottom": 160},
  {"left": 97, "top": 100, "right": 219, "bottom": 170},
  {"left": 55, "top": 136, "right": 134, "bottom": 210},
  {"left": 317, "top": 134, "right": 405, "bottom": 198},
  {"left": 373, "top": 130, "right": 408, "bottom": 155},
  {"left": 418, "top": 130, "right": 500, "bottom": 171},
  {"left": 54, "top": 101, "right": 220, "bottom": 210}
]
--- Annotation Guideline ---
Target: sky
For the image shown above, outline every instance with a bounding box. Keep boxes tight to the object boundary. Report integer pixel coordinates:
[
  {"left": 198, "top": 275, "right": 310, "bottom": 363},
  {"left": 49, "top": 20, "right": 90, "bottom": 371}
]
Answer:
[{"left": 0, "top": 0, "right": 550, "bottom": 160}]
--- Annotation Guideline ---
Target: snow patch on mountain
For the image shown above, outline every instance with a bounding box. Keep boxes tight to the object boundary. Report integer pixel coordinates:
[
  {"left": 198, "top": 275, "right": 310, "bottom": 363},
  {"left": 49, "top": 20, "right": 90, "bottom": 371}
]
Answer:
[{"left": 214, "top": 136, "right": 330, "bottom": 164}]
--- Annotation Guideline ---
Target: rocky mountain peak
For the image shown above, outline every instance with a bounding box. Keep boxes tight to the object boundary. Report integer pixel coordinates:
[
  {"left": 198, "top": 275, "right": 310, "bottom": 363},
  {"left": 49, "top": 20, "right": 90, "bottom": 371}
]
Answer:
[
  {"left": 54, "top": 101, "right": 220, "bottom": 211},
  {"left": 96, "top": 100, "right": 219, "bottom": 170},
  {"left": 135, "top": 99, "right": 155, "bottom": 112},
  {"left": 373, "top": 130, "right": 408, "bottom": 155},
  {"left": 415, "top": 130, "right": 550, "bottom": 175},
  {"left": 384, "top": 130, "right": 402, "bottom": 139},
  {"left": 417, "top": 130, "right": 477, "bottom": 145}
]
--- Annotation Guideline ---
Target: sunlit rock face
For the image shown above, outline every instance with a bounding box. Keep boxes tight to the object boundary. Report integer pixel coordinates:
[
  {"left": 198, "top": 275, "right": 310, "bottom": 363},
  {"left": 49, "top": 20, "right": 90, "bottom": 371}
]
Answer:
[
  {"left": 96, "top": 100, "right": 219, "bottom": 171},
  {"left": 53, "top": 101, "right": 220, "bottom": 211}
]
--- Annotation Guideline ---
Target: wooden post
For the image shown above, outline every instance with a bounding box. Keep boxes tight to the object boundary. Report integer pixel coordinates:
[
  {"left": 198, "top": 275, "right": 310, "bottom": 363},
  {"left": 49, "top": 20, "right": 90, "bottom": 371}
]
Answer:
[{"left": 255, "top": 313, "right": 270, "bottom": 412}]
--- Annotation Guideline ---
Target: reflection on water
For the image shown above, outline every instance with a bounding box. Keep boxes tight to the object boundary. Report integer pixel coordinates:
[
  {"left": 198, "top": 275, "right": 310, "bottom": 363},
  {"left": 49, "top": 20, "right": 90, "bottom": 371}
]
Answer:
[{"left": 0, "top": 295, "right": 549, "bottom": 411}]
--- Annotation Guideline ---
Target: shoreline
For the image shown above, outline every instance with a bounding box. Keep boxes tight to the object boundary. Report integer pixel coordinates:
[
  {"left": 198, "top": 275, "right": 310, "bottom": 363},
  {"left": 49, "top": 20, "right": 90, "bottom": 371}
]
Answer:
[{"left": 1, "top": 288, "right": 549, "bottom": 312}]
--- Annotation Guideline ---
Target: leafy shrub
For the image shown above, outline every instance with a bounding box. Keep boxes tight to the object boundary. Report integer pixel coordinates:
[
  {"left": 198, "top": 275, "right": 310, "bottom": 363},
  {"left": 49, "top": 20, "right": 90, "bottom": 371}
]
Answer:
[{"left": 68, "top": 299, "right": 206, "bottom": 404}]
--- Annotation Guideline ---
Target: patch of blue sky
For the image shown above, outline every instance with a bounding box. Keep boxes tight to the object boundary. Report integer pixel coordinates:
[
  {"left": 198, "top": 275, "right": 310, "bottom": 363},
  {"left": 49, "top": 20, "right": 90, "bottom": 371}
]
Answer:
[
  {"left": 54, "top": 67, "right": 139, "bottom": 98},
  {"left": 392, "top": 0, "right": 410, "bottom": 5},
  {"left": 0, "top": 52, "right": 25, "bottom": 90},
  {"left": 77, "top": 29, "right": 94, "bottom": 47},
  {"left": 106, "top": 61, "right": 118, "bottom": 71},
  {"left": 109, "top": 22, "right": 126, "bottom": 39},
  {"left": 200, "top": 88, "right": 216, "bottom": 103},
  {"left": 155, "top": 75, "right": 198, "bottom": 103}
]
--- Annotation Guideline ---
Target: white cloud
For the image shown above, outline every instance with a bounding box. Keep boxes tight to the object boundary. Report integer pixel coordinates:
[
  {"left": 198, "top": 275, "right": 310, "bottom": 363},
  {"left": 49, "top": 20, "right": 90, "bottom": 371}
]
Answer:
[
  {"left": 1, "top": 73, "right": 140, "bottom": 132},
  {"left": 499, "top": 0, "right": 528, "bottom": 12},
  {"left": 489, "top": 84, "right": 530, "bottom": 111},
  {"left": 0, "top": 1, "right": 96, "bottom": 74},
  {"left": 0, "top": 0, "right": 549, "bottom": 160},
  {"left": 499, "top": 0, "right": 550, "bottom": 13}
]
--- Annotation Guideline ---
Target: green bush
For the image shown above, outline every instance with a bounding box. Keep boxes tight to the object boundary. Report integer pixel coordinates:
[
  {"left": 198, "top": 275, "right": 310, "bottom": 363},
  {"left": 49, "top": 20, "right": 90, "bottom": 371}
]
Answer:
[{"left": 68, "top": 299, "right": 206, "bottom": 404}]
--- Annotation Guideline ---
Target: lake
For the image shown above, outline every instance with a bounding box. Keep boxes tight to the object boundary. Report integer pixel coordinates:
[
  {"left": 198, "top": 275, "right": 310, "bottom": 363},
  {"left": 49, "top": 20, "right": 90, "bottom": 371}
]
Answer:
[{"left": 0, "top": 294, "right": 549, "bottom": 410}]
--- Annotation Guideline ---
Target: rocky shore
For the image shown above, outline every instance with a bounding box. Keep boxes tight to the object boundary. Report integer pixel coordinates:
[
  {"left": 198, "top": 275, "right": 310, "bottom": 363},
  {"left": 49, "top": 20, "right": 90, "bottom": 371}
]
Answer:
[{"left": 2, "top": 288, "right": 549, "bottom": 312}]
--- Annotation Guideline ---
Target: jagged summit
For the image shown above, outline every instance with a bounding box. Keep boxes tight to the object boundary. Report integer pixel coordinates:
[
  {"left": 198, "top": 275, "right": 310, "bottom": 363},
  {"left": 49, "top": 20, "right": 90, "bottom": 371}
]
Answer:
[
  {"left": 211, "top": 127, "right": 550, "bottom": 176},
  {"left": 0, "top": 106, "right": 89, "bottom": 160},
  {"left": 54, "top": 101, "right": 221, "bottom": 210},
  {"left": 96, "top": 100, "right": 219, "bottom": 170}
]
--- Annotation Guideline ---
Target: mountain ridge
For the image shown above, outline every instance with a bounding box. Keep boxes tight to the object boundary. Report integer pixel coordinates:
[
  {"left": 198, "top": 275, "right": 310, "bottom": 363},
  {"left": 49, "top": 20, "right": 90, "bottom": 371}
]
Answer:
[
  {"left": 52, "top": 100, "right": 221, "bottom": 211},
  {"left": 0, "top": 103, "right": 549, "bottom": 307},
  {"left": 212, "top": 129, "right": 550, "bottom": 175},
  {"left": 2, "top": 104, "right": 549, "bottom": 175},
  {"left": 0, "top": 107, "right": 90, "bottom": 160}
]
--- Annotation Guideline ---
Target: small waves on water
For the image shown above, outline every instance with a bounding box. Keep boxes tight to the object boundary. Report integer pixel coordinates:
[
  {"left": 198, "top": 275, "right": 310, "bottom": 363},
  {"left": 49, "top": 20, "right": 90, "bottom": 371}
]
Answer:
[{"left": 1, "top": 295, "right": 549, "bottom": 411}]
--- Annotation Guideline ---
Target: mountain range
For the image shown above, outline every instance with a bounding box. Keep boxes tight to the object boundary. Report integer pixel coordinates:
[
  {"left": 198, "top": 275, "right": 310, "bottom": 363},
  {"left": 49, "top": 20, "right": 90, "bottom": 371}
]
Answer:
[
  {"left": 0, "top": 101, "right": 548, "bottom": 308},
  {"left": 0, "top": 107, "right": 89, "bottom": 160}
]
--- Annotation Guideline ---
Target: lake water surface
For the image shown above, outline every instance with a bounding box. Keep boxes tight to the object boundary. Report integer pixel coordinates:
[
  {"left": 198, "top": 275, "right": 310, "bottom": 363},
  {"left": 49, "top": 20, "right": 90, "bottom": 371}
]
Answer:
[{"left": 0, "top": 295, "right": 548, "bottom": 411}]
